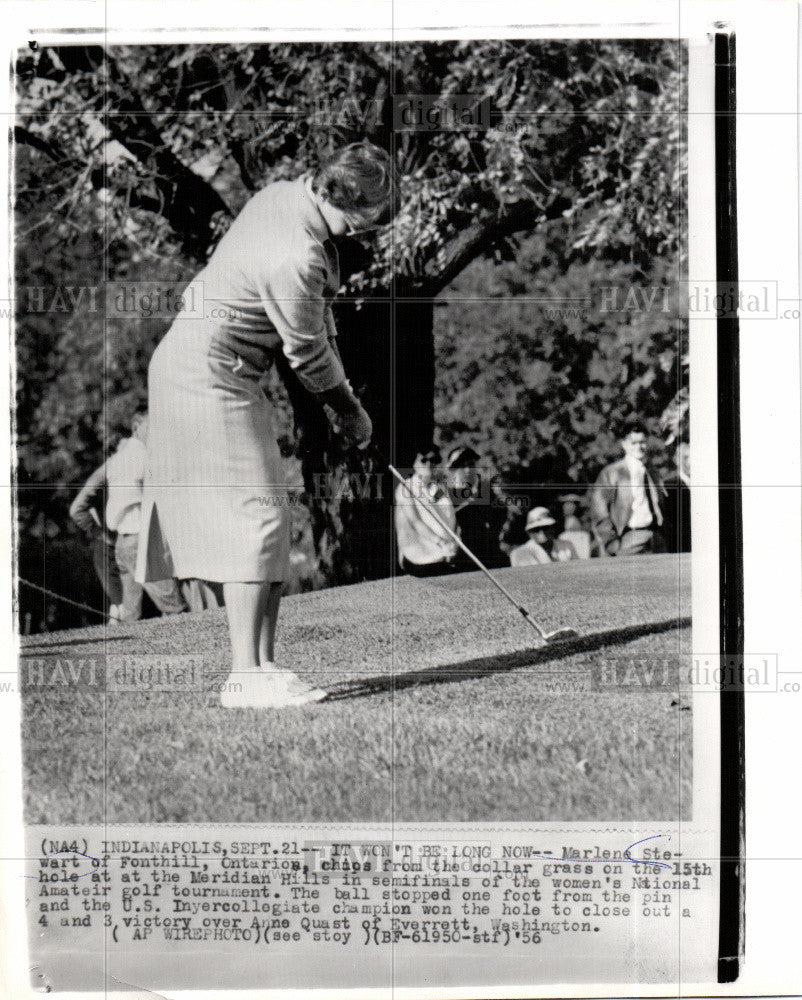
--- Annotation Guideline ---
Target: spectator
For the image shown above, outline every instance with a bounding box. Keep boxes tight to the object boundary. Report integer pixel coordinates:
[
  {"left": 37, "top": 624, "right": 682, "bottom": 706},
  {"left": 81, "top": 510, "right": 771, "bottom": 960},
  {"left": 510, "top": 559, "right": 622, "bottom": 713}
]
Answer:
[
  {"left": 181, "top": 578, "right": 224, "bottom": 612},
  {"left": 589, "top": 417, "right": 666, "bottom": 556},
  {"left": 68, "top": 473, "right": 124, "bottom": 619},
  {"left": 395, "top": 446, "right": 458, "bottom": 576},
  {"left": 496, "top": 490, "right": 528, "bottom": 561},
  {"left": 510, "top": 507, "right": 576, "bottom": 566},
  {"left": 71, "top": 411, "right": 187, "bottom": 623},
  {"left": 556, "top": 492, "right": 593, "bottom": 560},
  {"left": 662, "top": 441, "right": 692, "bottom": 553},
  {"left": 558, "top": 493, "right": 586, "bottom": 532},
  {"left": 445, "top": 445, "right": 507, "bottom": 570}
]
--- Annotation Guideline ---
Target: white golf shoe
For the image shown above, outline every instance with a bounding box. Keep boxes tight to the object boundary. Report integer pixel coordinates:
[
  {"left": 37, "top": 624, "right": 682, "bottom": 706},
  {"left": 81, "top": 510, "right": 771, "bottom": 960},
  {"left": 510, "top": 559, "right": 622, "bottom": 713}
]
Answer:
[{"left": 220, "top": 668, "right": 327, "bottom": 709}]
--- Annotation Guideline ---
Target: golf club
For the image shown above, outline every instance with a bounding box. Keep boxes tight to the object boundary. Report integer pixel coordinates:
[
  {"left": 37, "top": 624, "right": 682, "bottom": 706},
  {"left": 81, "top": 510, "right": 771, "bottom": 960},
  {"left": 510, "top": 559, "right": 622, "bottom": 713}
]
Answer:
[{"left": 372, "top": 446, "right": 579, "bottom": 645}]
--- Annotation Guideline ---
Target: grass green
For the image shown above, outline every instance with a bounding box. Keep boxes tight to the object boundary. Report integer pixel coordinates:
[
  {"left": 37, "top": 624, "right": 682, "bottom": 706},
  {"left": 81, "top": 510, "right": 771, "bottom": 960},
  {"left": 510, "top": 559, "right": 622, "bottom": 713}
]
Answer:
[{"left": 20, "top": 554, "right": 692, "bottom": 823}]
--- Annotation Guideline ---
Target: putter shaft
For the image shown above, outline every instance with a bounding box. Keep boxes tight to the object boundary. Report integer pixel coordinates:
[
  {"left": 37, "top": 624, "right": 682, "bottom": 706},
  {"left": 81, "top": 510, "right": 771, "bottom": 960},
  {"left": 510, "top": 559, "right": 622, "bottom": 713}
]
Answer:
[{"left": 385, "top": 459, "right": 577, "bottom": 643}]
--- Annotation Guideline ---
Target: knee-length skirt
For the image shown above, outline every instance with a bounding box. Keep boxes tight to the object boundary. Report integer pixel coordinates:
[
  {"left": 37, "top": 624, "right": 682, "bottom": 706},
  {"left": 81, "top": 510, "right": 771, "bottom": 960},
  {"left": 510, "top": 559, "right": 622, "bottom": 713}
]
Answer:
[{"left": 135, "top": 317, "right": 290, "bottom": 584}]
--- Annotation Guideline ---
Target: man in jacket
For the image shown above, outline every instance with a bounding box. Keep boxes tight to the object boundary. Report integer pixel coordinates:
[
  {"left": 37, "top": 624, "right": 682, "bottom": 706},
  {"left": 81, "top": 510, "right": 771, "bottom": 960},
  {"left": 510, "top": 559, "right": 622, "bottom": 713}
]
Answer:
[{"left": 589, "top": 418, "right": 666, "bottom": 556}]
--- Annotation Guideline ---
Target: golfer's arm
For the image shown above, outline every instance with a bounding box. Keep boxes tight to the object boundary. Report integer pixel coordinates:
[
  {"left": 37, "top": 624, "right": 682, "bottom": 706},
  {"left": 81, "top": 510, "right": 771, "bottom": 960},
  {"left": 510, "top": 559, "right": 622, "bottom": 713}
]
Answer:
[
  {"left": 325, "top": 308, "right": 340, "bottom": 357},
  {"left": 260, "top": 252, "right": 347, "bottom": 394},
  {"left": 314, "top": 379, "right": 362, "bottom": 416}
]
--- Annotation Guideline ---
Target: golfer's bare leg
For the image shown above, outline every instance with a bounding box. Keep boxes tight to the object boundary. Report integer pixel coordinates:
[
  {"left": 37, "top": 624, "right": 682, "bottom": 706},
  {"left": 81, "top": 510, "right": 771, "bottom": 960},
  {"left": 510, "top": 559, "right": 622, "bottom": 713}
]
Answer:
[
  {"left": 221, "top": 581, "right": 280, "bottom": 707},
  {"left": 257, "top": 580, "right": 327, "bottom": 704},
  {"left": 223, "top": 581, "right": 262, "bottom": 672},
  {"left": 258, "top": 581, "right": 282, "bottom": 664},
  {"left": 220, "top": 581, "right": 325, "bottom": 707}
]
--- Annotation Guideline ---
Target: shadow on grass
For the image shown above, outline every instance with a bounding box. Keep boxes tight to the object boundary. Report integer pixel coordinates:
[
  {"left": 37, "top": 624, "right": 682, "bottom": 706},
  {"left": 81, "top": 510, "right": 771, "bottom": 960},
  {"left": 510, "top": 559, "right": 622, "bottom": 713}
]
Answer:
[
  {"left": 325, "top": 617, "right": 691, "bottom": 701},
  {"left": 20, "top": 634, "right": 134, "bottom": 651}
]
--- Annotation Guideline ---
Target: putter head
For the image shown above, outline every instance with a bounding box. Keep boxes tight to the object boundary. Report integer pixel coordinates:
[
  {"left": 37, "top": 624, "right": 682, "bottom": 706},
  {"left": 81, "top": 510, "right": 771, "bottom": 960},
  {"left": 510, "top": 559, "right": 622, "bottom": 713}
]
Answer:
[{"left": 544, "top": 627, "right": 579, "bottom": 644}]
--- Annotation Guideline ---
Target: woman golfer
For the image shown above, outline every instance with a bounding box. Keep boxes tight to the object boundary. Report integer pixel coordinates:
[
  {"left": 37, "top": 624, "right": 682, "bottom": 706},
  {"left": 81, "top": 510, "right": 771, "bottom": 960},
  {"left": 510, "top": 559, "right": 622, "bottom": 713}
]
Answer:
[{"left": 136, "top": 142, "right": 397, "bottom": 708}]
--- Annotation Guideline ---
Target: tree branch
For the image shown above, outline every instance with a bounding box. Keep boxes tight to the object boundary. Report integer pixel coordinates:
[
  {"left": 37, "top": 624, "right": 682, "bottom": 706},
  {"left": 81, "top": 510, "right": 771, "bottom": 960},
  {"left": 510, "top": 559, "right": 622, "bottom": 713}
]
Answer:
[
  {"left": 417, "top": 196, "right": 571, "bottom": 298},
  {"left": 13, "top": 126, "right": 64, "bottom": 163},
  {"left": 88, "top": 168, "right": 164, "bottom": 214},
  {"left": 48, "top": 45, "right": 232, "bottom": 257}
]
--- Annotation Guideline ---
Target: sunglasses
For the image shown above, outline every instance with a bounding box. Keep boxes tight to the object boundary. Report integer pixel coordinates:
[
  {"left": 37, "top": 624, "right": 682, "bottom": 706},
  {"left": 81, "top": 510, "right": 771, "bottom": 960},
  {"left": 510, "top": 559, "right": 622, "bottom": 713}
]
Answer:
[
  {"left": 343, "top": 204, "right": 392, "bottom": 238},
  {"left": 345, "top": 220, "right": 383, "bottom": 238}
]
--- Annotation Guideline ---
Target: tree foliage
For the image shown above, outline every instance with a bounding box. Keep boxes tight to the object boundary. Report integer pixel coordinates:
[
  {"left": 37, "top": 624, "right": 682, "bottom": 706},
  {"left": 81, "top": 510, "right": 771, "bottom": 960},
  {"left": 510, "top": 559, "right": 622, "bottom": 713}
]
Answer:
[
  {"left": 435, "top": 223, "right": 686, "bottom": 484},
  {"left": 13, "top": 38, "right": 687, "bottom": 628}
]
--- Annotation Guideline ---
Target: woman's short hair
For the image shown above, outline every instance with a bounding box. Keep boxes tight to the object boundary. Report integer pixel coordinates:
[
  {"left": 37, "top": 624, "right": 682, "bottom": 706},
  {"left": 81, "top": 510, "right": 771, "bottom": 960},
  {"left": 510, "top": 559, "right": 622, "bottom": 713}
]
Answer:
[
  {"left": 312, "top": 142, "right": 399, "bottom": 225},
  {"left": 415, "top": 446, "right": 441, "bottom": 465}
]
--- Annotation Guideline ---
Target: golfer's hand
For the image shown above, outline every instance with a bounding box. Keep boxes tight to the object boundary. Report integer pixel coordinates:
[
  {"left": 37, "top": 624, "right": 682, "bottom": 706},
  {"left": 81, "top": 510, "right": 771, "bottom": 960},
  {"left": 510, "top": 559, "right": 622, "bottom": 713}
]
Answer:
[
  {"left": 315, "top": 380, "right": 372, "bottom": 447},
  {"left": 337, "top": 403, "right": 373, "bottom": 448}
]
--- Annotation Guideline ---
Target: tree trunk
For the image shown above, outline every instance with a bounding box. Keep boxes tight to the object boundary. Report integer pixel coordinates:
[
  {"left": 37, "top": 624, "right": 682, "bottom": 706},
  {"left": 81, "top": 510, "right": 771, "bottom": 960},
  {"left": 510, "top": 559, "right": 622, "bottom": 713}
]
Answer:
[
  {"left": 339, "top": 295, "right": 435, "bottom": 582},
  {"left": 280, "top": 292, "right": 436, "bottom": 585}
]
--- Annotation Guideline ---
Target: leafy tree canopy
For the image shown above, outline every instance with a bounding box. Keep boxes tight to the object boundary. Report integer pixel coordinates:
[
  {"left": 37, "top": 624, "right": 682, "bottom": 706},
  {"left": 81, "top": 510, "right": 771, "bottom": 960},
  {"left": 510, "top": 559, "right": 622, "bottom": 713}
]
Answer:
[{"left": 14, "top": 38, "right": 687, "bottom": 627}]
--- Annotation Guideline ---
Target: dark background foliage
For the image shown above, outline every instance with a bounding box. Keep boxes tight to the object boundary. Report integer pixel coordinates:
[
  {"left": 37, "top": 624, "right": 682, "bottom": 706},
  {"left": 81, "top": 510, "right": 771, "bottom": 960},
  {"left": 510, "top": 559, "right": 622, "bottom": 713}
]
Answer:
[{"left": 13, "top": 38, "right": 687, "bottom": 631}]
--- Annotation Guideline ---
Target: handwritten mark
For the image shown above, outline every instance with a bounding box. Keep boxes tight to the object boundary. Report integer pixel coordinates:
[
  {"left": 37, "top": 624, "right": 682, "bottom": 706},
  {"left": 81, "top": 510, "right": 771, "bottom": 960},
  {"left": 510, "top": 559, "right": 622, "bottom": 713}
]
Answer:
[
  {"left": 25, "top": 850, "right": 100, "bottom": 879},
  {"left": 575, "top": 834, "right": 674, "bottom": 871},
  {"left": 624, "top": 834, "right": 674, "bottom": 870}
]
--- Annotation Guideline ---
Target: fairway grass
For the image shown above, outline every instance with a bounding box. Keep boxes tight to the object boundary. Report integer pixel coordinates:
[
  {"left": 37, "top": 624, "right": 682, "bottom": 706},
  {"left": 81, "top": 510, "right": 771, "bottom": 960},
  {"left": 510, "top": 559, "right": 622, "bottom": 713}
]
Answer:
[{"left": 20, "top": 555, "right": 692, "bottom": 823}]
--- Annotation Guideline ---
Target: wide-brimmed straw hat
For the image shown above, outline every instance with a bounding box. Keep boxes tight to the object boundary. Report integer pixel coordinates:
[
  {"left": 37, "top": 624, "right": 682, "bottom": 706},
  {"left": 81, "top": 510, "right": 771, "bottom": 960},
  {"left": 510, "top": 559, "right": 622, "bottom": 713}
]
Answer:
[{"left": 525, "top": 506, "right": 556, "bottom": 531}]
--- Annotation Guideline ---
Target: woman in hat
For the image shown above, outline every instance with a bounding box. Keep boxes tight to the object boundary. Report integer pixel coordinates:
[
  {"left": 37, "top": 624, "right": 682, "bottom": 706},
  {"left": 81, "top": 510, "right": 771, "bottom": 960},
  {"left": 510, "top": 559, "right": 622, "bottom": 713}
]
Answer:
[
  {"left": 509, "top": 506, "right": 579, "bottom": 566},
  {"left": 136, "top": 142, "right": 397, "bottom": 708},
  {"left": 509, "top": 507, "right": 558, "bottom": 566}
]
